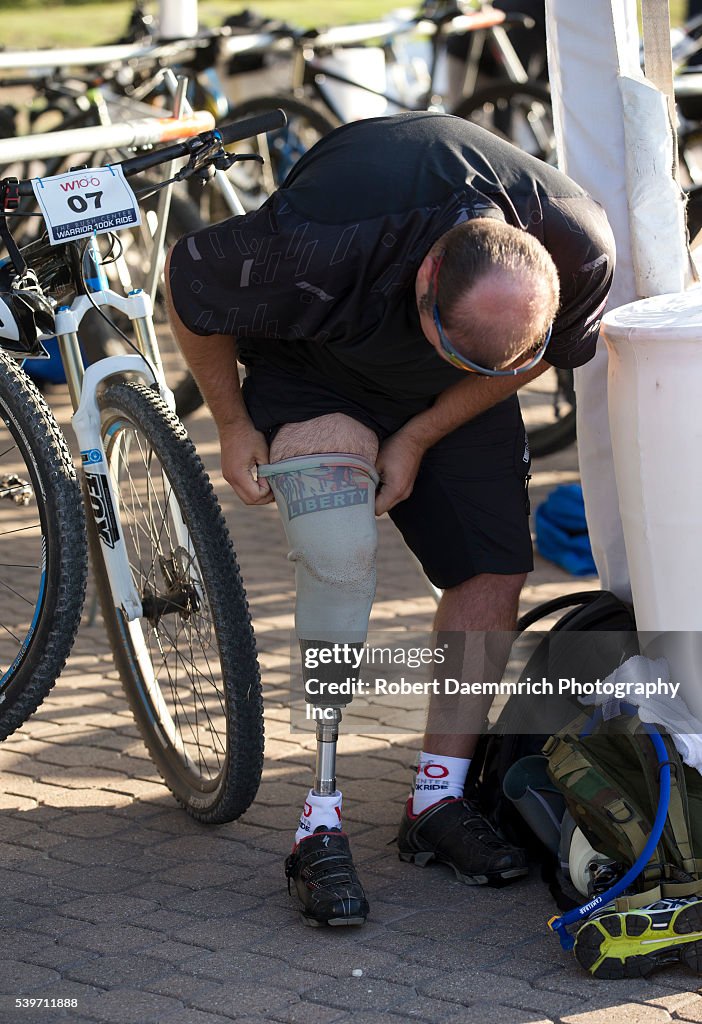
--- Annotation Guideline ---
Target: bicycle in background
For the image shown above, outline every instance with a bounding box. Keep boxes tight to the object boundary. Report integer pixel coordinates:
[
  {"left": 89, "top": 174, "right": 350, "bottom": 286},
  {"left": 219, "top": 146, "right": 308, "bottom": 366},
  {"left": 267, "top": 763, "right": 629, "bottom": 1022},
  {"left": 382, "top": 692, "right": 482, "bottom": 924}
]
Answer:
[{"left": 222, "top": 0, "right": 553, "bottom": 205}]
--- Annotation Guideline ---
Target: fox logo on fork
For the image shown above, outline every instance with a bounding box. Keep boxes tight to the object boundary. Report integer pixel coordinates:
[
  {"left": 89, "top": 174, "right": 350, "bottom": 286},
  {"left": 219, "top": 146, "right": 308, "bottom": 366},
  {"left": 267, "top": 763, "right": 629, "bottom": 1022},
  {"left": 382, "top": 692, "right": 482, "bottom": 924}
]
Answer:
[{"left": 85, "top": 474, "right": 120, "bottom": 549}]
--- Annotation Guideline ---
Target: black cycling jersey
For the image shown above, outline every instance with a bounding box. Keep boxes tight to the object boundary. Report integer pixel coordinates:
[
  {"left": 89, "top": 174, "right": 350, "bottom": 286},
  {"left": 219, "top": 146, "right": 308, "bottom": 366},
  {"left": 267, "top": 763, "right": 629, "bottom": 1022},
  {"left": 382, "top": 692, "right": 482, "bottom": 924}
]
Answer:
[{"left": 169, "top": 112, "right": 614, "bottom": 425}]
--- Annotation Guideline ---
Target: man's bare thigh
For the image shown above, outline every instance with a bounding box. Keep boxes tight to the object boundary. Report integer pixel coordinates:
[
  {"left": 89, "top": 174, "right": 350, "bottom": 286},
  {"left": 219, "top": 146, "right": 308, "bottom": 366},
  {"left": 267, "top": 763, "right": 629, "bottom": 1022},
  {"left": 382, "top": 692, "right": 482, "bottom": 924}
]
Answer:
[{"left": 269, "top": 414, "right": 379, "bottom": 463}]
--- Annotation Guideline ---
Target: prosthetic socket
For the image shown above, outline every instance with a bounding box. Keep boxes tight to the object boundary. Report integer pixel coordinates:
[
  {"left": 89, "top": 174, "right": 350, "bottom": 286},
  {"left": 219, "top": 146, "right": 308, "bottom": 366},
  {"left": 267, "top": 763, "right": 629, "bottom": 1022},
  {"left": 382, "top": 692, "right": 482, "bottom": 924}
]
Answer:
[{"left": 259, "top": 454, "right": 379, "bottom": 795}]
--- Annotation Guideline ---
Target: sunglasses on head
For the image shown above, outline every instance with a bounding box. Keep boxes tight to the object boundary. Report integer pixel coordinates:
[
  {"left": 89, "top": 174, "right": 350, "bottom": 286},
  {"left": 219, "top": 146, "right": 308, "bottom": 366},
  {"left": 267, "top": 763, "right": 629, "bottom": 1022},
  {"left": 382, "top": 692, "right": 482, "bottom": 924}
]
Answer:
[{"left": 430, "top": 254, "right": 553, "bottom": 377}]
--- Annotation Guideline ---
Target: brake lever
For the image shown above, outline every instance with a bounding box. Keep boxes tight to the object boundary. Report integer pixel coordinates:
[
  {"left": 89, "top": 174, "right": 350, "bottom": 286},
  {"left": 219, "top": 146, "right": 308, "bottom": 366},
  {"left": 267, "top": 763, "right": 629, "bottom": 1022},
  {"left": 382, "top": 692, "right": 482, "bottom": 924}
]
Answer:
[
  {"left": 173, "top": 132, "right": 265, "bottom": 184},
  {"left": 213, "top": 153, "right": 263, "bottom": 171}
]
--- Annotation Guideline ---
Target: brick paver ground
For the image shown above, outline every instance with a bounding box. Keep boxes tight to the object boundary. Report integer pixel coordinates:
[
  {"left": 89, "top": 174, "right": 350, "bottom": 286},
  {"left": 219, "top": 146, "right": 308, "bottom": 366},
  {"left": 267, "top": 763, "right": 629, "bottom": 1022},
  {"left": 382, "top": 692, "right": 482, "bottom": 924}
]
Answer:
[{"left": 2, "top": 386, "right": 701, "bottom": 1024}]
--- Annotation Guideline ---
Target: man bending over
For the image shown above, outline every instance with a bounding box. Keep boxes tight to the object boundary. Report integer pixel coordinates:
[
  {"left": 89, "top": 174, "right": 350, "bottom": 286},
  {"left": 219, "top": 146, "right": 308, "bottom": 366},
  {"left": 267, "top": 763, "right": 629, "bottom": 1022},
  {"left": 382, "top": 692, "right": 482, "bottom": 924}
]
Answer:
[{"left": 166, "top": 112, "right": 614, "bottom": 927}]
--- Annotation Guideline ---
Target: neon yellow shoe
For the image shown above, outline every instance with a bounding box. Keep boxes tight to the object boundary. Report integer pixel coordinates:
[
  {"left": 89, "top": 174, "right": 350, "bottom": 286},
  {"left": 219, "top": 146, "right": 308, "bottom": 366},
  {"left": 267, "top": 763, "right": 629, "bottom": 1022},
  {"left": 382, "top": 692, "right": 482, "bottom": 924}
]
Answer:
[{"left": 575, "top": 897, "right": 702, "bottom": 979}]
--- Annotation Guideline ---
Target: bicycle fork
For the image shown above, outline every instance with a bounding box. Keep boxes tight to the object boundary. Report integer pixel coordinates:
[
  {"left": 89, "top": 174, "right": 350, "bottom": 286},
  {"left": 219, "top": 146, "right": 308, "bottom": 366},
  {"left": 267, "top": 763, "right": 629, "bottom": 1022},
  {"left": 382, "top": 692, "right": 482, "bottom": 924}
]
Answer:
[{"left": 54, "top": 287, "right": 184, "bottom": 622}]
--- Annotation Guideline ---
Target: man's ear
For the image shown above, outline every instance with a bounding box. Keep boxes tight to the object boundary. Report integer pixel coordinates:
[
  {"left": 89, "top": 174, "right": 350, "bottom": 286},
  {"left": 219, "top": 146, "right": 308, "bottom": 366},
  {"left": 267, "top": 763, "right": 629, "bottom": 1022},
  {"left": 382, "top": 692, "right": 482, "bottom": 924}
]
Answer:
[
  {"left": 416, "top": 252, "right": 434, "bottom": 291},
  {"left": 415, "top": 253, "right": 435, "bottom": 314}
]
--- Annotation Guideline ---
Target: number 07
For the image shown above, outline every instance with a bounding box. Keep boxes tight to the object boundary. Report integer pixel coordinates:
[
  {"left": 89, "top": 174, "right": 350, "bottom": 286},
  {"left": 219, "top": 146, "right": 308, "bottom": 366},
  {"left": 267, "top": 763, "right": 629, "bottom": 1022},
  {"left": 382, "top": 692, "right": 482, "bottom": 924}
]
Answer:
[{"left": 67, "top": 191, "right": 103, "bottom": 214}]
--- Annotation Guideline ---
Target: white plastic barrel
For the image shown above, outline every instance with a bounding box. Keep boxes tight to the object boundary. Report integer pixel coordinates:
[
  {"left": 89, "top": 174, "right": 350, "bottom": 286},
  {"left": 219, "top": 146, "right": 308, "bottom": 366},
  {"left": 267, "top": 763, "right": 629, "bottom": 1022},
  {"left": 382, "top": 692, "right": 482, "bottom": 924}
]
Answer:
[
  {"left": 603, "top": 287, "right": 702, "bottom": 718},
  {"left": 159, "top": 0, "right": 198, "bottom": 40}
]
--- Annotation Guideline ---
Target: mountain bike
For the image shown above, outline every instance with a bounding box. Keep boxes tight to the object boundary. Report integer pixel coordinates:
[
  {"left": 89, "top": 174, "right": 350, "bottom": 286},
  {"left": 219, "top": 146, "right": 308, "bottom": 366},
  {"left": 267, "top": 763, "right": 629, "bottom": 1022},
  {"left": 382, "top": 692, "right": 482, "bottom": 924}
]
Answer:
[
  {"left": 0, "top": 109, "right": 285, "bottom": 822},
  {"left": 223, "top": 0, "right": 553, "bottom": 207}
]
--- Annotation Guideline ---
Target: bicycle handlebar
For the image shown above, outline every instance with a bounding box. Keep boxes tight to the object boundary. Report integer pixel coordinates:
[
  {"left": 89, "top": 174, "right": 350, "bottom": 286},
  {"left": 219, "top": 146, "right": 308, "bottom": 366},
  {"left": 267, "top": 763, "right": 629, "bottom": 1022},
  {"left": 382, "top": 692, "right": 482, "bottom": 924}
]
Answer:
[
  {"left": 10, "top": 108, "right": 288, "bottom": 196},
  {"left": 117, "top": 108, "right": 288, "bottom": 181}
]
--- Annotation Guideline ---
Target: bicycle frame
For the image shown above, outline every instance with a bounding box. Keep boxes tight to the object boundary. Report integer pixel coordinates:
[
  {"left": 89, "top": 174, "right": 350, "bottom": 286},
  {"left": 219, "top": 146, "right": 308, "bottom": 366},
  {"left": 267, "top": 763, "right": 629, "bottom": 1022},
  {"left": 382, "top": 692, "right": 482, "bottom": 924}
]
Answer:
[{"left": 291, "top": 4, "right": 530, "bottom": 119}]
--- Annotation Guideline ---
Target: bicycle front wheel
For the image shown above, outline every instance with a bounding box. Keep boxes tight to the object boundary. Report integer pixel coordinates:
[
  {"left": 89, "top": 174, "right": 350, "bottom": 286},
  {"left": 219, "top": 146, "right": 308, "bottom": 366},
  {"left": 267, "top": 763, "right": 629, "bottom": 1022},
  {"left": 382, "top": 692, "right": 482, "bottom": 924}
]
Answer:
[
  {"left": 89, "top": 380, "right": 263, "bottom": 822},
  {"left": 0, "top": 351, "right": 87, "bottom": 740},
  {"left": 453, "top": 82, "right": 554, "bottom": 163}
]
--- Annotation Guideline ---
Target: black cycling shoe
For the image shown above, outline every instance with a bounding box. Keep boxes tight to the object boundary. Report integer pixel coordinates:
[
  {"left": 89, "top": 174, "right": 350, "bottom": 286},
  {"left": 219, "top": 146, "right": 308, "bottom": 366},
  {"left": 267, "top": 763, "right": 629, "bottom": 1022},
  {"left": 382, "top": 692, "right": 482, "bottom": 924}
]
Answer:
[
  {"left": 284, "top": 826, "right": 370, "bottom": 927},
  {"left": 397, "top": 797, "right": 528, "bottom": 886}
]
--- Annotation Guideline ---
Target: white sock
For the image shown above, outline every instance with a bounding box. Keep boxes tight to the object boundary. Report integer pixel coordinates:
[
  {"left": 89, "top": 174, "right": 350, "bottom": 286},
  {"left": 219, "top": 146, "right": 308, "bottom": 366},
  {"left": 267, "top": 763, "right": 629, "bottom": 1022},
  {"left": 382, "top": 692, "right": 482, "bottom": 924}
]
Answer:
[
  {"left": 294, "top": 789, "right": 342, "bottom": 845},
  {"left": 412, "top": 751, "right": 470, "bottom": 815}
]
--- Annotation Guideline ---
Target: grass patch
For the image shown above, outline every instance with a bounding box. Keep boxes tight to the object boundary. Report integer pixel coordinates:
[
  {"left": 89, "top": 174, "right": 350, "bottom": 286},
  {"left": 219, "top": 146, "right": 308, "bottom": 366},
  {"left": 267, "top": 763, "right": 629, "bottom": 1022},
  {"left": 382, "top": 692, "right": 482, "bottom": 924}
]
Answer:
[
  {"left": 0, "top": 1, "right": 688, "bottom": 50},
  {"left": 0, "top": 2, "right": 402, "bottom": 49}
]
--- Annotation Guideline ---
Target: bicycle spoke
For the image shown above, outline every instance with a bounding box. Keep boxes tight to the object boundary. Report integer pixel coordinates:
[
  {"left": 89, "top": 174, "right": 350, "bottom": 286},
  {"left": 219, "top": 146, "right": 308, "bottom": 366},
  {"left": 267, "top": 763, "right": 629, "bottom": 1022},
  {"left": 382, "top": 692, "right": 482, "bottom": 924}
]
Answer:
[{"left": 105, "top": 409, "right": 232, "bottom": 784}]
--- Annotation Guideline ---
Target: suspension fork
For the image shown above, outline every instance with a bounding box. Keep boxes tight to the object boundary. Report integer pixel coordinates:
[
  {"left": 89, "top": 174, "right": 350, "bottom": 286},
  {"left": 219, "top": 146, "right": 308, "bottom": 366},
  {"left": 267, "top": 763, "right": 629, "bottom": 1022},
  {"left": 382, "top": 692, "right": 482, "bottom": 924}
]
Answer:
[{"left": 56, "top": 288, "right": 181, "bottom": 620}]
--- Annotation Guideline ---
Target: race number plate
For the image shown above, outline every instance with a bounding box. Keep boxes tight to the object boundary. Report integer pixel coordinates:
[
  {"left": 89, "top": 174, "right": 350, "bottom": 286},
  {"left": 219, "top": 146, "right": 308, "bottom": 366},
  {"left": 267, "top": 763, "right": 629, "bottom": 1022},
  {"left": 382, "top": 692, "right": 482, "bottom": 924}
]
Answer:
[{"left": 32, "top": 165, "right": 141, "bottom": 245}]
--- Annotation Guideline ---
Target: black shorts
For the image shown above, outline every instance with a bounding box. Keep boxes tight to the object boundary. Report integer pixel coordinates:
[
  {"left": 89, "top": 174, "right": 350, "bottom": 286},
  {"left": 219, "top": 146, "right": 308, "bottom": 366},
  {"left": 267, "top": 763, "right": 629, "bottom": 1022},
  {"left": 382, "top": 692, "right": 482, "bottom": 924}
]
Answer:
[{"left": 243, "top": 370, "right": 533, "bottom": 589}]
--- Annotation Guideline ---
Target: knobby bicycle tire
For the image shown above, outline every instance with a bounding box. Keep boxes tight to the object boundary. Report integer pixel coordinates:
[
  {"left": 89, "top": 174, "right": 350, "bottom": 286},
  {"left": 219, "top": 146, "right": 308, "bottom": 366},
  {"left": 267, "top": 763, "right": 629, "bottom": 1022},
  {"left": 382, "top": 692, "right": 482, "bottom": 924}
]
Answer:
[
  {"left": 453, "top": 81, "right": 554, "bottom": 164},
  {"left": 521, "top": 367, "right": 577, "bottom": 458},
  {"left": 86, "top": 380, "right": 263, "bottom": 822},
  {"left": 220, "top": 95, "right": 337, "bottom": 210},
  {"left": 81, "top": 192, "right": 205, "bottom": 419},
  {"left": 686, "top": 183, "right": 702, "bottom": 240},
  {"left": 529, "top": 406, "right": 577, "bottom": 457},
  {"left": 0, "top": 351, "right": 87, "bottom": 740}
]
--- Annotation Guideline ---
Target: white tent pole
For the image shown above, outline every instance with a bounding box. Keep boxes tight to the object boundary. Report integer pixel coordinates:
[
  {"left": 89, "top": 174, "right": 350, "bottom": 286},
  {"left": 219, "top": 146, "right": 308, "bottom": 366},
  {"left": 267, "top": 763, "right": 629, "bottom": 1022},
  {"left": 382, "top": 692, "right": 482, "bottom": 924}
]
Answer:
[{"left": 641, "top": 0, "right": 677, "bottom": 151}]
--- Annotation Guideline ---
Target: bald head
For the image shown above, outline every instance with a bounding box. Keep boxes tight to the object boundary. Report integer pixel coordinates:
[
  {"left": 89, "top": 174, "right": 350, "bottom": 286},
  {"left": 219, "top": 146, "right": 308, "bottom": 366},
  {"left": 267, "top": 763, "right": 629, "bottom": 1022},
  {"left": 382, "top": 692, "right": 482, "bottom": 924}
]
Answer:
[{"left": 422, "top": 219, "right": 560, "bottom": 371}]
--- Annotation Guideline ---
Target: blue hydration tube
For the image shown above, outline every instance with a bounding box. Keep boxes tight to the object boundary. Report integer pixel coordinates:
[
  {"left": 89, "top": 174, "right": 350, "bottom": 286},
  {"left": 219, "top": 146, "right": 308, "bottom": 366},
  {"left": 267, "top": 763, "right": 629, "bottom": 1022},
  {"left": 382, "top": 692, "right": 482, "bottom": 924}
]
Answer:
[{"left": 548, "top": 701, "right": 672, "bottom": 951}]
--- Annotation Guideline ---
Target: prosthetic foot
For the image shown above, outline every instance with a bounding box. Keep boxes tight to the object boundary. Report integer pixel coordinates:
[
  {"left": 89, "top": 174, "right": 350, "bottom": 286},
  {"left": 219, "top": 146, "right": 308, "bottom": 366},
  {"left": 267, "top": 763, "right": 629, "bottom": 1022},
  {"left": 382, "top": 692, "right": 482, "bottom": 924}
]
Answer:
[
  {"left": 285, "top": 707, "right": 369, "bottom": 927},
  {"left": 285, "top": 828, "right": 369, "bottom": 928}
]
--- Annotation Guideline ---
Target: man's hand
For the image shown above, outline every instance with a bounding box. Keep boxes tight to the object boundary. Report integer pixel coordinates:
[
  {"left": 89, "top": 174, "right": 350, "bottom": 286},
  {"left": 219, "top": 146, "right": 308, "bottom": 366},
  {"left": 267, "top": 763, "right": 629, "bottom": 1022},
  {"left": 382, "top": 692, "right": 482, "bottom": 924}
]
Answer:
[
  {"left": 219, "top": 419, "right": 274, "bottom": 505},
  {"left": 375, "top": 430, "right": 426, "bottom": 516}
]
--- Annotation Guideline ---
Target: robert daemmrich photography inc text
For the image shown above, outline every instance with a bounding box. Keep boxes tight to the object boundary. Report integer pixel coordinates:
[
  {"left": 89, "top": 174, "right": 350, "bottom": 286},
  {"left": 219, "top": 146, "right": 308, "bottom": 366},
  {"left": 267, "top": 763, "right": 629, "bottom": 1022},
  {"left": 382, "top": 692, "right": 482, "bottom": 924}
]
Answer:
[{"left": 290, "top": 634, "right": 683, "bottom": 732}]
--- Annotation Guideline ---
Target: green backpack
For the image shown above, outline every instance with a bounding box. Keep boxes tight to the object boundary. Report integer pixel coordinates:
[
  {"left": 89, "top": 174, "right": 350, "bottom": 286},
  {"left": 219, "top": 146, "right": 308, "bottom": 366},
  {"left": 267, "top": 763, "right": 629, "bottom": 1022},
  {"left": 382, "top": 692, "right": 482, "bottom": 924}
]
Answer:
[{"left": 544, "top": 711, "right": 702, "bottom": 909}]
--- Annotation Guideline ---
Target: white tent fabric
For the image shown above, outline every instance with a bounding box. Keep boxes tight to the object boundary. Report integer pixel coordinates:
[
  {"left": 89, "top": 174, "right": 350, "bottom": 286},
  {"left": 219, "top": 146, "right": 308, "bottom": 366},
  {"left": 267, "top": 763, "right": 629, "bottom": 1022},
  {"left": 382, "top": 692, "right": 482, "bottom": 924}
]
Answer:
[
  {"left": 619, "top": 74, "right": 688, "bottom": 296},
  {"left": 547, "top": 1, "right": 702, "bottom": 716},
  {"left": 545, "top": 0, "right": 639, "bottom": 602},
  {"left": 545, "top": 0, "right": 689, "bottom": 604}
]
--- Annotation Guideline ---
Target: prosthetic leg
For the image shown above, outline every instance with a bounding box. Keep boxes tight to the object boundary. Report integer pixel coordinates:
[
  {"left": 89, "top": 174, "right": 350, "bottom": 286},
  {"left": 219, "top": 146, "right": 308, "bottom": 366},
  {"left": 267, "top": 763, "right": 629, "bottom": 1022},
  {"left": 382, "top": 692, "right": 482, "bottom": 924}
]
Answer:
[
  {"left": 259, "top": 453, "right": 379, "bottom": 925},
  {"left": 313, "top": 706, "right": 342, "bottom": 797}
]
